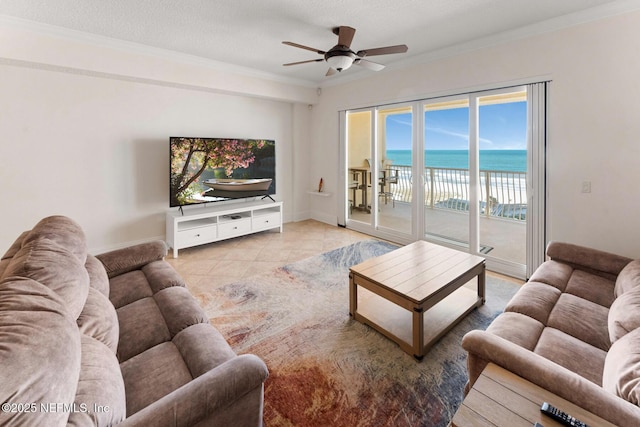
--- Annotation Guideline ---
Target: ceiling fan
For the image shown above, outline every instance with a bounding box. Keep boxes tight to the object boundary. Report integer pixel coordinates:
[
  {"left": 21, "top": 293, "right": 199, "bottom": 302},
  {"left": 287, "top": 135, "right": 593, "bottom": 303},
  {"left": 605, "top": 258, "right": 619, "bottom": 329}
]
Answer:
[{"left": 283, "top": 26, "right": 408, "bottom": 76}]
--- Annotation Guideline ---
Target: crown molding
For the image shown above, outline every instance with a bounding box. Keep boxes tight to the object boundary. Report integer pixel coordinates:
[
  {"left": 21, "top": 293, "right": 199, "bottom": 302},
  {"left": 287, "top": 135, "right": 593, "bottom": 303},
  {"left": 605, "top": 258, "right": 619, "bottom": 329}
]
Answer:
[
  {"left": 3, "top": 0, "right": 640, "bottom": 90},
  {"left": 0, "top": 14, "right": 319, "bottom": 89}
]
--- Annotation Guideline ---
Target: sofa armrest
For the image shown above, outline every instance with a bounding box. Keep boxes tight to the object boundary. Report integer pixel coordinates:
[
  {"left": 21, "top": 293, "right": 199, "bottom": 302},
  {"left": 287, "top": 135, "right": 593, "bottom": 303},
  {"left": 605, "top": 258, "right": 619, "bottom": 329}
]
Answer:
[
  {"left": 118, "top": 354, "right": 269, "bottom": 427},
  {"left": 546, "top": 241, "right": 632, "bottom": 277},
  {"left": 96, "top": 241, "right": 167, "bottom": 278},
  {"left": 462, "top": 330, "right": 640, "bottom": 426}
]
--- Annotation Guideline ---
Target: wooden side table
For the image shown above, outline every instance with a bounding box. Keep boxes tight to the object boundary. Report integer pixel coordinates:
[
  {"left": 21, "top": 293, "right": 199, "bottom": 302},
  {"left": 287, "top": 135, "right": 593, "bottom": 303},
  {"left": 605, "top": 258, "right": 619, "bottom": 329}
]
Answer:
[{"left": 450, "top": 363, "right": 616, "bottom": 427}]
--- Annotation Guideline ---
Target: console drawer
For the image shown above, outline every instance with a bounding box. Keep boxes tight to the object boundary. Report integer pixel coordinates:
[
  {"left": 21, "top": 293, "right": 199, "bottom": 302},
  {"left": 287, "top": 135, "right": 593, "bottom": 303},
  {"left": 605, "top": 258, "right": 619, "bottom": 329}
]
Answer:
[
  {"left": 176, "top": 225, "right": 217, "bottom": 248},
  {"left": 218, "top": 219, "right": 251, "bottom": 238},
  {"left": 253, "top": 212, "right": 281, "bottom": 230}
]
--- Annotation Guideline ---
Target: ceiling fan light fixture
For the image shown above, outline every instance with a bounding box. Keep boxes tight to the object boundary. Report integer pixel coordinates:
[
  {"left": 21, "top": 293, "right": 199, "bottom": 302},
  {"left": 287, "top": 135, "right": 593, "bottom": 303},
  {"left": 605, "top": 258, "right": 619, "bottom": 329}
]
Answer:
[
  {"left": 326, "top": 54, "right": 354, "bottom": 72},
  {"left": 282, "top": 26, "right": 407, "bottom": 76}
]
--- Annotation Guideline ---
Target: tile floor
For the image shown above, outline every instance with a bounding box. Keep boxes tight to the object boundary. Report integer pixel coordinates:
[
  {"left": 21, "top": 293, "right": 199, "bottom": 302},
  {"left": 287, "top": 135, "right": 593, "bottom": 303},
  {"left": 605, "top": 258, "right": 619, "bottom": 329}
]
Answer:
[
  {"left": 165, "top": 219, "right": 523, "bottom": 293},
  {"left": 165, "top": 219, "right": 374, "bottom": 290}
]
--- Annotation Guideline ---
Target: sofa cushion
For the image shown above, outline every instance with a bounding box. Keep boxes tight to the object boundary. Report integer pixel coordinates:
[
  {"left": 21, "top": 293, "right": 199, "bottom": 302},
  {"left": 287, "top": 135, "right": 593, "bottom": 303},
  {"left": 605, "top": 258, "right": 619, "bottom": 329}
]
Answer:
[
  {"left": 77, "top": 287, "right": 119, "bottom": 353},
  {"left": 609, "top": 286, "right": 640, "bottom": 343},
  {"left": 116, "top": 297, "right": 172, "bottom": 362},
  {"left": 3, "top": 238, "right": 90, "bottom": 320},
  {"left": 486, "top": 312, "right": 545, "bottom": 351},
  {"left": 173, "top": 323, "right": 237, "bottom": 377},
  {"left": 564, "top": 270, "right": 616, "bottom": 308},
  {"left": 547, "top": 293, "right": 610, "bottom": 351},
  {"left": 141, "top": 260, "right": 185, "bottom": 293},
  {"left": 109, "top": 261, "right": 185, "bottom": 309},
  {"left": 0, "top": 277, "right": 81, "bottom": 426},
  {"left": 23, "top": 215, "right": 87, "bottom": 263},
  {"left": 109, "top": 270, "right": 154, "bottom": 309},
  {"left": 85, "top": 254, "right": 110, "bottom": 297},
  {"left": 120, "top": 342, "right": 193, "bottom": 416},
  {"left": 528, "top": 260, "right": 573, "bottom": 291},
  {"left": 603, "top": 327, "right": 640, "bottom": 405},
  {"left": 68, "top": 335, "right": 127, "bottom": 426},
  {"left": 504, "top": 281, "right": 562, "bottom": 324},
  {"left": 534, "top": 327, "right": 607, "bottom": 386},
  {"left": 1, "top": 230, "right": 29, "bottom": 261},
  {"left": 615, "top": 259, "right": 640, "bottom": 297},
  {"left": 0, "top": 231, "right": 29, "bottom": 279},
  {"left": 153, "top": 286, "right": 208, "bottom": 337}
]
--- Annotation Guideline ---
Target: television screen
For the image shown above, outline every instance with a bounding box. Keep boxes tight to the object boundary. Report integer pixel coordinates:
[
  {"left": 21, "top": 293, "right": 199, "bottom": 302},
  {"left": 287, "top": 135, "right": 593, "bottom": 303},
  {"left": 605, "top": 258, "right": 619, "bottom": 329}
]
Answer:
[{"left": 170, "top": 137, "right": 276, "bottom": 207}]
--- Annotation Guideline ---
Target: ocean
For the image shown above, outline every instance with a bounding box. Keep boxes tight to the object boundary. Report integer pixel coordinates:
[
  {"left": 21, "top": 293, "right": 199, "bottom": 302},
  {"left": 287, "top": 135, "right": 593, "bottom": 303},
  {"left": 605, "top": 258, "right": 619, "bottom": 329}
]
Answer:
[{"left": 386, "top": 149, "right": 526, "bottom": 172}]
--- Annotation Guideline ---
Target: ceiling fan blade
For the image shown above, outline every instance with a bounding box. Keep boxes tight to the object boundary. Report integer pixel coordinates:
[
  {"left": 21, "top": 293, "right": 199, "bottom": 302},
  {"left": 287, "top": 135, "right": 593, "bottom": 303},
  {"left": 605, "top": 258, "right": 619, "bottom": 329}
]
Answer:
[
  {"left": 283, "top": 58, "right": 325, "bottom": 66},
  {"left": 354, "top": 58, "right": 385, "bottom": 71},
  {"left": 356, "top": 44, "right": 408, "bottom": 57},
  {"left": 282, "top": 41, "right": 326, "bottom": 55},
  {"left": 326, "top": 67, "right": 337, "bottom": 76},
  {"left": 335, "top": 26, "right": 356, "bottom": 48}
]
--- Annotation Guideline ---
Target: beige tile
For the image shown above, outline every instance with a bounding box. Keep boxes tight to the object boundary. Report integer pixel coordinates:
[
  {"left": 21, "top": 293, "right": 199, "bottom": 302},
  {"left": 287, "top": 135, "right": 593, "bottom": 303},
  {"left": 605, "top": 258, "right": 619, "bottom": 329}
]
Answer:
[
  {"left": 169, "top": 219, "right": 370, "bottom": 289},
  {"left": 242, "top": 261, "right": 285, "bottom": 277},
  {"left": 220, "top": 248, "right": 262, "bottom": 262}
]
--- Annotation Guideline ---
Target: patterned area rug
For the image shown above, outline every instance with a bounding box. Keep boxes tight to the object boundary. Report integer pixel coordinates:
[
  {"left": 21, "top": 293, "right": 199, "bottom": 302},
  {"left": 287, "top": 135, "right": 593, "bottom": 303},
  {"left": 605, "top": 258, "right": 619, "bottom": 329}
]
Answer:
[{"left": 197, "top": 240, "right": 519, "bottom": 427}]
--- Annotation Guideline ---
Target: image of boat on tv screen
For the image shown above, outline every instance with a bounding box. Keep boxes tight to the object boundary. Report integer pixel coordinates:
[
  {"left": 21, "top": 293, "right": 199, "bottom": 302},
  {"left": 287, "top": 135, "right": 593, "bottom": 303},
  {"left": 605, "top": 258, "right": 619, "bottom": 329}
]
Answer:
[{"left": 170, "top": 137, "right": 276, "bottom": 207}]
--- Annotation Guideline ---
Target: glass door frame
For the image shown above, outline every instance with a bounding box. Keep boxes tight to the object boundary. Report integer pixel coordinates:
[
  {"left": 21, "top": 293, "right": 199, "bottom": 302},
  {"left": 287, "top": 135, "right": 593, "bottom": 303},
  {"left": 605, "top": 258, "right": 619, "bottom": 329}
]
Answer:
[
  {"left": 419, "top": 94, "right": 473, "bottom": 252},
  {"left": 341, "top": 103, "right": 418, "bottom": 245},
  {"left": 419, "top": 87, "right": 529, "bottom": 278},
  {"left": 376, "top": 102, "right": 418, "bottom": 239},
  {"left": 339, "top": 83, "right": 545, "bottom": 280}
]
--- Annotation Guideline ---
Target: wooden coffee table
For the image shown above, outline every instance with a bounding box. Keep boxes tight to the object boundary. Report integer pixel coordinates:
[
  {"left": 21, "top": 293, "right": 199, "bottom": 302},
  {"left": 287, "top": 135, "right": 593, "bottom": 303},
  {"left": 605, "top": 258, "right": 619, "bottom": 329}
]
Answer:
[{"left": 349, "top": 241, "right": 485, "bottom": 360}]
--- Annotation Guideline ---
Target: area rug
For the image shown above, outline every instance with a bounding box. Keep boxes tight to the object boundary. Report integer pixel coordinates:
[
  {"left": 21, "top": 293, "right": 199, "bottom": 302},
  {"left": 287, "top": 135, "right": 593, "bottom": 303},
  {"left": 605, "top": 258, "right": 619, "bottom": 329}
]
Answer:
[{"left": 198, "top": 240, "right": 519, "bottom": 427}]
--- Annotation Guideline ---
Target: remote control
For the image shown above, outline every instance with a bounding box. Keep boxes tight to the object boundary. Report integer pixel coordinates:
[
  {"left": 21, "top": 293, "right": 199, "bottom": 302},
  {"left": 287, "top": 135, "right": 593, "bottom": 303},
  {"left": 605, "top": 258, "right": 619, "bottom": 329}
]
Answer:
[{"left": 540, "top": 402, "right": 589, "bottom": 427}]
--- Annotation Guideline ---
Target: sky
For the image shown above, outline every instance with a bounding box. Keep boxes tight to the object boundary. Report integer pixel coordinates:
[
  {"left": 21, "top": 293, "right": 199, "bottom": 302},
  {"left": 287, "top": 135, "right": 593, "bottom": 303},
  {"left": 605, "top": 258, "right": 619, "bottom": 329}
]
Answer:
[{"left": 385, "top": 101, "right": 527, "bottom": 151}]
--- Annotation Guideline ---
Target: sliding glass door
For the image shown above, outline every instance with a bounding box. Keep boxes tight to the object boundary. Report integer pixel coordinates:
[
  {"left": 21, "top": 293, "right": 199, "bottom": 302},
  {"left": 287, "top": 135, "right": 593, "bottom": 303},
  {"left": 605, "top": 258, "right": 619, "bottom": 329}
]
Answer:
[
  {"left": 376, "top": 105, "right": 413, "bottom": 235},
  {"left": 342, "top": 83, "right": 546, "bottom": 278},
  {"left": 477, "top": 91, "right": 528, "bottom": 266},
  {"left": 345, "top": 104, "right": 414, "bottom": 240},
  {"left": 423, "top": 97, "right": 471, "bottom": 249},
  {"left": 346, "top": 110, "right": 372, "bottom": 225}
]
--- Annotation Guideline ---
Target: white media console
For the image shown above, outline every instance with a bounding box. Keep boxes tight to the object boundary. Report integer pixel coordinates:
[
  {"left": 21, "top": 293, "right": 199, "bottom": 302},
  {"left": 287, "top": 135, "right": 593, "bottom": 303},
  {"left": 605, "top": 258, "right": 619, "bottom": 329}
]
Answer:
[{"left": 166, "top": 200, "right": 283, "bottom": 258}]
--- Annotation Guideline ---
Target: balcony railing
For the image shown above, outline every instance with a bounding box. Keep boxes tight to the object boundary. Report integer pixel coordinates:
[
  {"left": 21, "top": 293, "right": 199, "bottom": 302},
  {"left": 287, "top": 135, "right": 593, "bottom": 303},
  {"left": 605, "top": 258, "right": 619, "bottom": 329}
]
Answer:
[{"left": 388, "top": 165, "right": 527, "bottom": 221}]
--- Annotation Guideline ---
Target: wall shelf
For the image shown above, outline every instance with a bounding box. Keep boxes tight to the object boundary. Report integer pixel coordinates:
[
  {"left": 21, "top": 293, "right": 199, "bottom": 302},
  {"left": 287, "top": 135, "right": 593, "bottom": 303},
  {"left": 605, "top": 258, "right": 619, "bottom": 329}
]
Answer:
[{"left": 307, "top": 191, "right": 332, "bottom": 197}]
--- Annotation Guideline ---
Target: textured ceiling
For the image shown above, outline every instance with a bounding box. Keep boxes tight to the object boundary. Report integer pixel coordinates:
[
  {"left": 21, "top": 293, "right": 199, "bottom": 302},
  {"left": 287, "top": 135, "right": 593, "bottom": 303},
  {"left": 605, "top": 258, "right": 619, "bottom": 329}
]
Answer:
[{"left": 0, "top": 0, "right": 635, "bottom": 85}]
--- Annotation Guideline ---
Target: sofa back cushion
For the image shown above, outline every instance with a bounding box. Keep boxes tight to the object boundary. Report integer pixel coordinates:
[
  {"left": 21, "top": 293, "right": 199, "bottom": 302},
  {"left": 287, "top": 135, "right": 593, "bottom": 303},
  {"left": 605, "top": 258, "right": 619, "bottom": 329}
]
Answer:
[
  {"left": 609, "top": 286, "right": 640, "bottom": 343},
  {"left": 615, "top": 259, "right": 640, "bottom": 298},
  {"left": 68, "top": 335, "right": 126, "bottom": 426},
  {"left": 0, "top": 231, "right": 28, "bottom": 278},
  {"left": 3, "top": 238, "right": 90, "bottom": 320},
  {"left": 85, "top": 254, "right": 110, "bottom": 297},
  {"left": 603, "top": 327, "right": 640, "bottom": 405},
  {"left": 77, "top": 287, "right": 120, "bottom": 353},
  {"left": 22, "top": 215, "right": 88, "bottom": 263},
  {"left": 0, "top": 277, "right": 81, "bottom": 426}
]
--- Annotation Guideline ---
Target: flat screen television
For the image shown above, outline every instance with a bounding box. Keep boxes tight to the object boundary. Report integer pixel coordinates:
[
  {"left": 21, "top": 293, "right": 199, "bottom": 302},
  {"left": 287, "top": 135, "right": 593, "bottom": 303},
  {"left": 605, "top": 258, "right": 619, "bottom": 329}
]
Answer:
[{"left": 170, "top": 137, "right": 276, "bottom": 207}]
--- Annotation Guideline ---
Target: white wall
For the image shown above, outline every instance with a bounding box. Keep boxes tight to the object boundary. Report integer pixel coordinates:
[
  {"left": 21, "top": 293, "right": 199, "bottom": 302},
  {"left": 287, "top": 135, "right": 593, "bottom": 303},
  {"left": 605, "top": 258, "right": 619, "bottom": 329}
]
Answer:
[
  {"left": 0, "top": 63, "right": 303, "bottom": 252},
  {"left": 310, "top": 10, "right": 640, "bottom": 258},
  {"left": 0, "top": 20, "right": 316, "bottom": 253}
]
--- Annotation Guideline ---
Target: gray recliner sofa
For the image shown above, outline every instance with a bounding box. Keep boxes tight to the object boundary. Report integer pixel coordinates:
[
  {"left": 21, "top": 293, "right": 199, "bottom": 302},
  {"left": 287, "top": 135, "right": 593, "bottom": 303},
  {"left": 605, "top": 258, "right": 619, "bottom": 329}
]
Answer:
[
  {"left": 462, "top": 241, "right": 640, "bottom": 426},
  {"left": 0, "top": 215, "right": 268, "bottom": 426}
]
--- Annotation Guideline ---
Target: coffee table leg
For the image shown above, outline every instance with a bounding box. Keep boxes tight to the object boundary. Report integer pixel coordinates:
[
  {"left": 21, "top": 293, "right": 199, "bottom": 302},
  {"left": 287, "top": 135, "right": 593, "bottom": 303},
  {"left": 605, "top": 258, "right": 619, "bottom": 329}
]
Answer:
[
  {"left": 349, "top": 273, "right": 357, "bottom": 316},
  {"left": 413, "top": 307, "right": 425, "bottom": 360}
]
